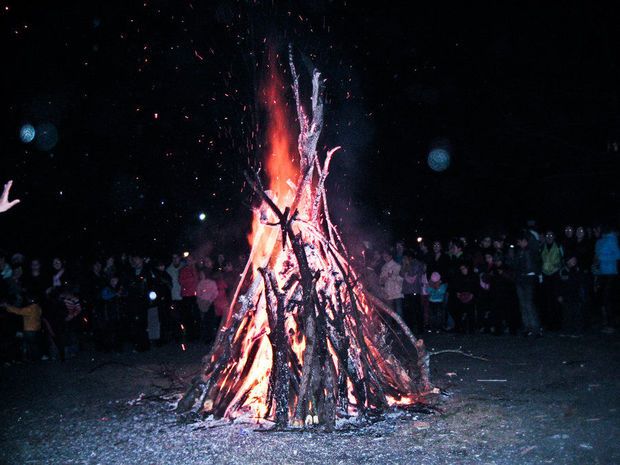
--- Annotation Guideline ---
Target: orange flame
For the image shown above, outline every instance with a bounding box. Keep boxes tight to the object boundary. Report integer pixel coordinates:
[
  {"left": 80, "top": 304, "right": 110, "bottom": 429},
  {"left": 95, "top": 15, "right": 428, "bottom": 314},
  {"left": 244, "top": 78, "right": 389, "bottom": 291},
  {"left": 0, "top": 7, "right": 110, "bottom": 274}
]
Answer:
[
  {"left": 229, "top": 50, "right": 304, "bottom": 419},
  {"left": 247, "top": 51, "right": 297, "bottom": 258},
  {"left": 209, "top": 49, "right": 421, "bottom": 423}
]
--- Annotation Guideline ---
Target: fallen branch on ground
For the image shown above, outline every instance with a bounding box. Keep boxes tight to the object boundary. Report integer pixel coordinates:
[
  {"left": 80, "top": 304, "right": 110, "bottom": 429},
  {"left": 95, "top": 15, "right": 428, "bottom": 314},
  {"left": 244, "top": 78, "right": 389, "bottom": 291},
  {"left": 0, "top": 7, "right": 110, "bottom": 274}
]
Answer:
[{"left": 428, "top": 348, "right": 489, "bottom": 361}]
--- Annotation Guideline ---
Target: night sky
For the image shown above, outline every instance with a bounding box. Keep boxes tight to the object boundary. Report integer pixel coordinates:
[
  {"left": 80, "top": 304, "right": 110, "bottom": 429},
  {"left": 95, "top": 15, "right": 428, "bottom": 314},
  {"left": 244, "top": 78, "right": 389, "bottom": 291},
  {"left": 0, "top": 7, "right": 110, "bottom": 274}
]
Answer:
[{"left": 2, "top": 1, "right": 619, "bottom": 258}]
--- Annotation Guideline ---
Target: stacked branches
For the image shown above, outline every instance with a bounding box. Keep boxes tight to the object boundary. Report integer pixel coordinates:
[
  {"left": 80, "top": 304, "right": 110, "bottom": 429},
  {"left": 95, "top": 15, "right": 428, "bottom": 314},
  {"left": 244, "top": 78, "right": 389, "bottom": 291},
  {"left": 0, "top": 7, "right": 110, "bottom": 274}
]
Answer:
[{"left": 177, "top": 46, "right": 432, "bottom": 429}]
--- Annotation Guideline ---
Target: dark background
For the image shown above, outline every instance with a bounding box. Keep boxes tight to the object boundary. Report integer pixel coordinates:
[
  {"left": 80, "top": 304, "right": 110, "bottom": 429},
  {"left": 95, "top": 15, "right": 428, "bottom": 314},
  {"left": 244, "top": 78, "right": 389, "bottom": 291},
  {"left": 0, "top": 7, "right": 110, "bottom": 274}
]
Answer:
[{"left": 1, "top": 1, "right": 619, "bottom": 258}]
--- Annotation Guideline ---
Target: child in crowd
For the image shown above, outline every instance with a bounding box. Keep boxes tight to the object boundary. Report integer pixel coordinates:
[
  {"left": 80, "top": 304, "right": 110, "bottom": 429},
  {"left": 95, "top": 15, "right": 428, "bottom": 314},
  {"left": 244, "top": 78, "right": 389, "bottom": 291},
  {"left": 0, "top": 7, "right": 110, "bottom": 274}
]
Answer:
[
  {"left": 2, "top": 294, "right": 42, "bottom": 361},
  {"left": 426, "top": 272, "right": 448, "bottom": 331}
]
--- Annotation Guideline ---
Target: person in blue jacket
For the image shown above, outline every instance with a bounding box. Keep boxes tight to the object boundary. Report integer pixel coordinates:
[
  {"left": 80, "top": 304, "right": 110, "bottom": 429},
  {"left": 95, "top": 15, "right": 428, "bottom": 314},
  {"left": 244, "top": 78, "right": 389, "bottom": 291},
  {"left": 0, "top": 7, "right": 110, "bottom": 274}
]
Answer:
[{"left": 595, "top": 226, "right": 620, "bottom": 331}]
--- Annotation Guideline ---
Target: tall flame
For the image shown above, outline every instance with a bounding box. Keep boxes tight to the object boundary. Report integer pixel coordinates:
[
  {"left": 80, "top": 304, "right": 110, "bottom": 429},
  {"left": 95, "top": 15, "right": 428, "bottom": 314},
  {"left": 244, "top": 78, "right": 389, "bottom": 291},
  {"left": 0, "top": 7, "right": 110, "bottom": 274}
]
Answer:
[
  {"left": 247, "top": 51, "right": 297, "bottom": 260},
  {"left": 199, "top": 48, "right": 426, "bottom": 425},
  {"left": 230, "top": 50, "right": 304, "bottom": 419}
]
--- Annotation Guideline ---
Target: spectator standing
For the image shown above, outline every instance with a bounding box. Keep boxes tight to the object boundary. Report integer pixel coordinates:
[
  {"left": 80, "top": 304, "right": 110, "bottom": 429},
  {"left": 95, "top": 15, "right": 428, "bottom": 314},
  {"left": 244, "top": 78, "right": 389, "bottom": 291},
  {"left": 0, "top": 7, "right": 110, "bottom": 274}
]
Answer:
[
  {"left": 362, "top": 249, "right": 383, "bottom": 297},
  {"left": 196, "top": 270, "right": 219, "bottom": 344},
  {"left": 447, "top": 239, "right": 466, "bottom": 282},
  {"left": 179, "top": 254, "right": 200, "bottom": 340},
  {"left": 401, "top": 255, "right": 427, "bottom": 332},
  {"left": 50, "top": 257, "right": 70, "bottom": 291},
  {"left": 379, "top": 250, "right": 404, "bottom": 316},
  {"left": 472, "top": 236, "right": 492, "bottom": 271},
  {"left": 394, "top": 241, "right": 405, "bottom": 264},
  {"left": 3, "top": 294, "right": 42, "bottom": 361},
  {"left": 426, "top": 272, "right": 448, "bottom": 331},
  {"left": 428, "top": 240, "right": 450, "bottom": 279},
  {"left": 416, "top": 240, "right": 430, "bottom": 265},
  {"left": 492, "top": 238, "right": 506, "bottom": 264},
  {"left": 492, "top": 258, "right": 519, "bottom": 334},
  {"left": 541, "top": 230, "right": 564, "bottom": 330},
  {"left": 594, "top": 226, "right": 620, "bottom": 332},
  {"left": 82, "top": 260, "right": 105, "bottom": 332},
  {"left": 151, "top": 260, "right": 173, "bottom": 344},
  {"left": 450, "top": 262, "right": 477, "bottom": 333},
  {"left": 574, "top": 226, "right": 593, "bottom": 272},
  {"left": 477, "top": 253, "right": 495, "bottom": 333},
  {"left": 166, "top": 253, "right": 184, "bottom": 336},
  {"left": 511, "top": 231, "right": 542, "bottom": 336},
  {"left": 213, "top": 271, "right": 230, "bottom": 326},
  {"left": 24, "top": 259, "right": 48, "bottom": 304},
  {"left": 60, "top": 289, "right": 82, "bottom": 358},
  {"left": 557, "top": 255, "right": 586, "bottom": 334},
  {"left": 561, "top": 225, "right": 576, "bottom": 257},
  {"left": 126, "top": 254, "right": 150, "bottom": 351},
  {"left": 98, "top": 276, "right": 125, "bottom": 352}
]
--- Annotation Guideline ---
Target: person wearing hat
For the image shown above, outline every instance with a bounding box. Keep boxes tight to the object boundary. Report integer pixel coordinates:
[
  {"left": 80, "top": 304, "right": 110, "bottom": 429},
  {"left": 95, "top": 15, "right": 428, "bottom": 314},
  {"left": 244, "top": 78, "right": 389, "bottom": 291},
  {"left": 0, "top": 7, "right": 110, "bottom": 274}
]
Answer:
[{"left": 426, "top": 272, "right": 448, "bottom": 331}]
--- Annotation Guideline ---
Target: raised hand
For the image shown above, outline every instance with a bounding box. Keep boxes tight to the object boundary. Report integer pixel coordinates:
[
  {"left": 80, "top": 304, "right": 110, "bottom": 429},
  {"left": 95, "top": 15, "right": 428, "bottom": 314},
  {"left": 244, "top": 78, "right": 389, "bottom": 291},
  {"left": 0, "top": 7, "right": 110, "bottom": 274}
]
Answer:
[{"left": 0, "top": 180, "right": 20, "bottom": 213}]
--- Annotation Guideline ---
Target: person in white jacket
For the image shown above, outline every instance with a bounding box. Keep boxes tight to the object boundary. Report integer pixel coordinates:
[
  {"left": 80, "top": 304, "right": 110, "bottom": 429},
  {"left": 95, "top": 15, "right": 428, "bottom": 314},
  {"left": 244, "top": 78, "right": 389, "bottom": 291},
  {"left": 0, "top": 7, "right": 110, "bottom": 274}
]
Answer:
[{"left": 380, "top": 251, "right": 404, "bottom": 316}]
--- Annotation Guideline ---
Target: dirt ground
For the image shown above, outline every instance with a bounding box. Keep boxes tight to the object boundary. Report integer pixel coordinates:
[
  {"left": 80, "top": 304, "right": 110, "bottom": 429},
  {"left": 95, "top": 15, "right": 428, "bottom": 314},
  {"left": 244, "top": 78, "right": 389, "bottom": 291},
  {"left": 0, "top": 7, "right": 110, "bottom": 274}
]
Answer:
[{"left": 1, "top": 331, "right": 619, "bottom": 465}]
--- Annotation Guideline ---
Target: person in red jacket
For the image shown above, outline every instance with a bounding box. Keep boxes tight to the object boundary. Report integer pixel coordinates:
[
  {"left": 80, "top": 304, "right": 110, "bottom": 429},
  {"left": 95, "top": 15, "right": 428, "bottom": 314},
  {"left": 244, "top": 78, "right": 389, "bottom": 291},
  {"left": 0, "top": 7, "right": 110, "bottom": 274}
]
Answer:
[{"left": 178, "top": 255, "right": 199, "bottom": 340}]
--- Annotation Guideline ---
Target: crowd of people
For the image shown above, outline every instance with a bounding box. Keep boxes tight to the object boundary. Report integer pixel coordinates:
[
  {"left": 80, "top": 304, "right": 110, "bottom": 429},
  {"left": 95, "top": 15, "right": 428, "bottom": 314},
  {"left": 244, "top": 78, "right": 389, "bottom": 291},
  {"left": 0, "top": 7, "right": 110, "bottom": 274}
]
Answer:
[
  {"left": 0, "top": 249, "right": 241, "bottom": 364},
  {"left": 1, "top": 220, "right": 619, "bottom": 365},
  {"left": 361, "top": 222, "right": 620, "bottom": 338}
]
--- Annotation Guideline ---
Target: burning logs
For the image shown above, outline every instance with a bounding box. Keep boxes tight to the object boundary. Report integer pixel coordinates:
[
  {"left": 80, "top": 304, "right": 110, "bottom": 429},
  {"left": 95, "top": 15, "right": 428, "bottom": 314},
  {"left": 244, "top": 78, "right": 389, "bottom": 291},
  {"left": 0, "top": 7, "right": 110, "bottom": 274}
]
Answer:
[{"left": 177, "top": 46, "right": 432, "bottom": 428}]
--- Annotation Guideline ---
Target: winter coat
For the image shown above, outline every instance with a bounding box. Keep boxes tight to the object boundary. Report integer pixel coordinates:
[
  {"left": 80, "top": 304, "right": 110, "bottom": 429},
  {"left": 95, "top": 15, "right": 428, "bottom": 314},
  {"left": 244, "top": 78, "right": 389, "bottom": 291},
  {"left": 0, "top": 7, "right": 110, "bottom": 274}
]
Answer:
[
  {"left": 152, "top": 269, "right": 173, "bottom": 303},
  {"left": 541, "top": 243, "right": 563, "bottom": 276},
  {"left": 179, "top": 266, "right": 199, "bottom": 297},
  {"left": 126, "top": 267, "right": 150, "bottom": 302},
  {"left": 196, "top": 278, "right": 219, "bottom": 312},
  {"left": 595, "top": 233, "right": 620, "bottom": 276},
  {"left": 558, "top": 266, "right": 583, "bottom": 303},
  {"left": 99, "top": 287, "right": 124, "bottom": 323},
  {"left": 380, "top": 259, "right": 404, "bottom": 300},
  {"left": 427, "top": 283, "right": 448, "bottom": 303},
  {"left": 402, "top": 259, "right": 426, "bottom": 295},
  {"left": 166, "top": 264, "right": 183, "bottom": 301},
  {"left": 427, "top": 254, "right": 450, "bottom": 282},
  {"left": 213, "top": 279, "right": 230, "bottom": 317},
  {"left": 572, "top": 238, "right": 593, "bottom": 271},
  {"left": 511, "top": 245, "right": 541, "bottom": 280},
  {"left": 451, "top": 272, "right": 477, "bottom": 304}
]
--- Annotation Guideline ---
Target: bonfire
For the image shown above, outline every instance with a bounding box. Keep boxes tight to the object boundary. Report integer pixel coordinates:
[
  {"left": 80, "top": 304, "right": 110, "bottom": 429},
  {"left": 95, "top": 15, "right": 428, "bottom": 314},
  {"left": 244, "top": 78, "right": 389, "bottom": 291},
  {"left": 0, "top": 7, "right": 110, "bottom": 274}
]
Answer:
[{"left": 178, "top": 46, "right": 432, "bottom": 430}]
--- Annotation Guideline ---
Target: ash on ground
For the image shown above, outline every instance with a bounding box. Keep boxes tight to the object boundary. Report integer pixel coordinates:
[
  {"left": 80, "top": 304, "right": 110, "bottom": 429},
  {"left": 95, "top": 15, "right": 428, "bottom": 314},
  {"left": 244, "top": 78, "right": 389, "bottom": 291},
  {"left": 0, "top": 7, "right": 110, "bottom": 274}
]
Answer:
[{"left": 1, "top": 332, "right": 619, "bottom": 465}]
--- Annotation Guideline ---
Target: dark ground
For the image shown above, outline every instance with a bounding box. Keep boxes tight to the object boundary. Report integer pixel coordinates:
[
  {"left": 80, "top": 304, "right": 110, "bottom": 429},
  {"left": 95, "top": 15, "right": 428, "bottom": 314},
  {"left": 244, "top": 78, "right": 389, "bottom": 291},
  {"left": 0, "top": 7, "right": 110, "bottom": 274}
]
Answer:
[{"left": 1, "top": 331, "right": 619, "bottom": 465}]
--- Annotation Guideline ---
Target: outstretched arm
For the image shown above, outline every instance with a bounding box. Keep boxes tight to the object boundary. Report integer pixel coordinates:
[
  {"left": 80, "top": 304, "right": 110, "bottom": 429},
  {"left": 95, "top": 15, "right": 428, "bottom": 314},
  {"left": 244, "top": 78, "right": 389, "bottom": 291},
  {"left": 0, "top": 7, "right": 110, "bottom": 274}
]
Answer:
[{"left": 0, "top": 180, "right": 20, "bottom": 213}]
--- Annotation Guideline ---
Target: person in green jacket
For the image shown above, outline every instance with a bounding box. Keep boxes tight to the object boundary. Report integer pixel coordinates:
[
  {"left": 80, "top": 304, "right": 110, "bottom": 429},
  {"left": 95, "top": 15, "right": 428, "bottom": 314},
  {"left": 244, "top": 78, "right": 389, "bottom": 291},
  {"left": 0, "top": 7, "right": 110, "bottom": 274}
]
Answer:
[{"left": 541, "top": 230, "right": 564, "bottom": 330}]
